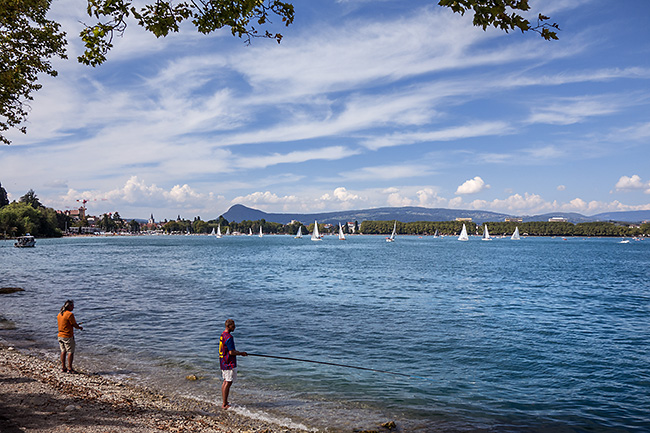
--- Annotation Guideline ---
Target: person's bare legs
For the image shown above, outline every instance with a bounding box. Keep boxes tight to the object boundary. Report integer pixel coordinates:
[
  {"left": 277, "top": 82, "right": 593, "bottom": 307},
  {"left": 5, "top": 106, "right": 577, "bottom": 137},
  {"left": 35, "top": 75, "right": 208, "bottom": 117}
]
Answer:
[
  {"left": 67, "top": 353, "right": 76, "bottom": 372},
  {"left": 60, "top": 351, "right": 67, "bottom": 372},
  {"left": 221, "top": 380, "right": 232, "bottom": 408}
]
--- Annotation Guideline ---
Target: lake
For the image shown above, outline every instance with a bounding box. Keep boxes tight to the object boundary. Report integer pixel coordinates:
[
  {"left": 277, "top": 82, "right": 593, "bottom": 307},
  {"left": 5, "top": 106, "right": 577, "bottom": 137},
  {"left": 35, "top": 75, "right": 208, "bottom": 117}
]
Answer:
[{"left": 1, "top": 234, "right": 648, "bottom": 432}]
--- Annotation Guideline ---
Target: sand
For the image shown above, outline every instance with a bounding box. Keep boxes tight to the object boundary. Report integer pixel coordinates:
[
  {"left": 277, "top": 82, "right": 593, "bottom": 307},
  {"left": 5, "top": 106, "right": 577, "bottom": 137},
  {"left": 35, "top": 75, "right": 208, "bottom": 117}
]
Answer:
[{"left": 0, "top": 343, "right": 311, "bottom": 433}]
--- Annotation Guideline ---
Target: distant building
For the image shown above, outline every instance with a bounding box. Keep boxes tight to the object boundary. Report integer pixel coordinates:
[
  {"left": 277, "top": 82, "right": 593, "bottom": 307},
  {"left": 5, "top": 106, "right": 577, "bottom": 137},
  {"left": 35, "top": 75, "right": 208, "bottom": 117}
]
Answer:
[
  {"left": 548, "top": 217, "right": 568, "bottom": 222},
  {"left": 347, "top": 222, "right": 356, "bottom": 233},
  {"left": 148, "top": 214, "right": 155, "bottom": 225},
  {"left": 65, "top": 206, "right": 86, "bottom": 220},
  {"left": 505, "top": 217, "right": 523, "bottom": 222},
  {"left": 455, "top": 217, "right": 472, "bottom": 222}
]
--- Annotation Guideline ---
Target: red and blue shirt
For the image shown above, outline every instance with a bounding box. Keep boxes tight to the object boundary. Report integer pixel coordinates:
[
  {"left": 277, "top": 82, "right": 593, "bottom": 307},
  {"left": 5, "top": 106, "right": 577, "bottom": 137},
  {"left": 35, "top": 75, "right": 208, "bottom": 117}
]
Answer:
[{"left": 219, "top": 331, "right": 236, "bottom": 370}]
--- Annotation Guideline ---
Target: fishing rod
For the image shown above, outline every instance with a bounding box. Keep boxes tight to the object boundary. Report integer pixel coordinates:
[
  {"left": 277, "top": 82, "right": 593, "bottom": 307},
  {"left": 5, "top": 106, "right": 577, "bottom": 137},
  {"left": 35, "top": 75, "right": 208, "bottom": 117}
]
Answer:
[{"left": 246, "top": 353, "right": 433, "bottom": 381}]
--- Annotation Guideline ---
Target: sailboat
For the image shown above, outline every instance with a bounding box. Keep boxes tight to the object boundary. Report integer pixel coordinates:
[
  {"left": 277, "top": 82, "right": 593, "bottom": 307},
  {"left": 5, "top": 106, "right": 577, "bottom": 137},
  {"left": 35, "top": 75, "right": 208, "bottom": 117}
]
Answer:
[
  {"left": 225, "top": 227, "right": 230, "bottom": 236},
  {"left": 295, "top": 226, "right": 303, "bottom": 239},
  {"left": 458, "top": 224, "right": 469, "bottom": 241},
  {"left": 482, "top": 224, "right": 492, "bottom": 241},
  {"left": 259, "top": 226, "right": 263, "bottom": 237},
  {"left": 511, "top": 226, "right": 520, "bottom": 240},
  {"left": 311, "top": 220, "right": 322, "bottom": 241},
  {"left": 386, "top": 221, "right": 396, "bottom": 242},
  {"left": 216, "top": 224, "right": 222, "bottom": 238},
  {"left": 248, "top": 228, "right": 252, "bottom": 236},
  {"left": 210, "top": 227, "right": 216, "bottom": 236},
  {"left": 433, "top": 229, "right": 439, "bottom": 238},
  {"left": 338, "top": 223, "right": 346, "bottom": 240}
]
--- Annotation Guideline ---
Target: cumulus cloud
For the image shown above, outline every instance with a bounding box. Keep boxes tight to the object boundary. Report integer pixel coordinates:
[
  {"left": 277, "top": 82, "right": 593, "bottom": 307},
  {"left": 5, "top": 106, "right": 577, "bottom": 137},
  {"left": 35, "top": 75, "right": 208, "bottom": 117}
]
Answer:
[
  {"left": 58, "top": 176, "right": 215, "bottom": 215},
  {"left": 386, "top": 191, "right": 413, "bottom": 207},
  {"left": 231, "top": 191, "right": 299, "bottom": 208},
  {"left": 557, "top": 185, "right": 566, "bottom": 191},
  {"left": 321, "top": 187, "right": 360, "bottom": 202},
  {"left": 455, "top": 176, "right": 490, "bottom": 195},
  {"left": 615, "top": 175, "right": 650, "bottom": 192}
]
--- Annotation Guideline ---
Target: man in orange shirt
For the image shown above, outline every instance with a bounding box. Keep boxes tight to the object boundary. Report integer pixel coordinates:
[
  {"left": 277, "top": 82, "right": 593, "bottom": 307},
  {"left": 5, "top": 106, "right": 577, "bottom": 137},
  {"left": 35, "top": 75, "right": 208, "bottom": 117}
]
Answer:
[{"left": 57, "top": 300, "right": 83, "bottom": 373}]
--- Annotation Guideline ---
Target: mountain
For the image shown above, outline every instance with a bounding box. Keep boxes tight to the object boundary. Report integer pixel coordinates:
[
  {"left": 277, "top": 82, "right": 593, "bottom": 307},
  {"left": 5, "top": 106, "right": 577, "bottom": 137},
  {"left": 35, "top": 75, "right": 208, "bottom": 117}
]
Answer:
[
  {"left": 222, "top": 204, "right": 650, "bottom": 225},
  {"left": 223, "top": 205, "right": 511, "bottom": 224},
  {"left": 590, "top": 210, "right": 650, "bottom": 223}
]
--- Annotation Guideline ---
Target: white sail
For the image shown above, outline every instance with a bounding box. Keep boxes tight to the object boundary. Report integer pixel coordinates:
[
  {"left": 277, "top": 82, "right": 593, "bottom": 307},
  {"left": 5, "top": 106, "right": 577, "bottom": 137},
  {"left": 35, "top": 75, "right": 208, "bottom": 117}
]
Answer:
[
  {"left": 226, "top": 227, "right": 230, "bottom": 236},
  {"left": 248, "top": 228, "right": 252, "bottom": 236},
  {"left": 295, "top": 226, "right": 302, "bottom": 239},
  {"left": 433, "top": 229, "right": 439, "bottom": 238},
  {"left": 458, "top": 224, "right": 469, "bottom": 241},
  {"left": 311, "top": 220, "right": 322, "bottom": 241},
  {"left": 482, "top": 224, "right": 491, "bottom": 241},
  {"left": 216, "top": 224, "right": 222, "bottom": 238},
  {"left": 511, "top": 226, "right": 520, "bottom": 240},
  {"left": 386, "top": 221, "right": 396, "bottom": 242},
  {"left": 259, "top": 226, "right": 263, "bottom": 237},
  {"left": 210, "top": 227, "right": 216, "bottom": 236},
  {"left": 338, "top": 223, "right": 346, "bottom": 240}
]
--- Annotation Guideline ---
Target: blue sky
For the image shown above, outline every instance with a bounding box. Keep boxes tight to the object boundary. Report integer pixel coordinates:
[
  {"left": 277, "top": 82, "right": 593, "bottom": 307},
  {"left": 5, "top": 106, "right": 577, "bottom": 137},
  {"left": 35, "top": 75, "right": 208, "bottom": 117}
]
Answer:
[{"left": 2, "top": 0, "right": 650, "bottom": 220}]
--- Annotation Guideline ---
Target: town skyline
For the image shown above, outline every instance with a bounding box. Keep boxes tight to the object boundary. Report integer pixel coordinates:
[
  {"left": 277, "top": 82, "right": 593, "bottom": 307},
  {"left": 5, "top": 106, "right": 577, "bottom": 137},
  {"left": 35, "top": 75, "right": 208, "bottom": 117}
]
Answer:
[{"left": 2, "top": 0, "right": 650, "bottom": 221}]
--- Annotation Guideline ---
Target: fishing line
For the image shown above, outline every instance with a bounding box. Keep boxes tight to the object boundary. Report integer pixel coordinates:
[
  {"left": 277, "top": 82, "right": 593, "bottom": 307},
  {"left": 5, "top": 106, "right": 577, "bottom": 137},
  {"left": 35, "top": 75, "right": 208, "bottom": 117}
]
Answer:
[
  {"left": 79, "top": 310, "right": 127, "bottom": 325},
  {"left": 246, "top": 353, "right": 434, "bottom": 381}
]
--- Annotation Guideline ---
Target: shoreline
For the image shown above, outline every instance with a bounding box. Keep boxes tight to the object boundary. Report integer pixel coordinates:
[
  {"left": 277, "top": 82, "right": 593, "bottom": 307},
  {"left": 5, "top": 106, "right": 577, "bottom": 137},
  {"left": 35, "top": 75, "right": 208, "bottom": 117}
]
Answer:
[{"left": 0, "top": 343, "right": 313, "bottom": 433}]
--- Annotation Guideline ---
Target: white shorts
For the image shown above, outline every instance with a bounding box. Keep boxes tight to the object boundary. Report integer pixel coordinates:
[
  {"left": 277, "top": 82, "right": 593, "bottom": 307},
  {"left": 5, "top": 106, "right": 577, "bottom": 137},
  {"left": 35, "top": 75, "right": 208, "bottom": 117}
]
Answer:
[{"left": 222, "top": 368, "right": 237, "bottom": 382}]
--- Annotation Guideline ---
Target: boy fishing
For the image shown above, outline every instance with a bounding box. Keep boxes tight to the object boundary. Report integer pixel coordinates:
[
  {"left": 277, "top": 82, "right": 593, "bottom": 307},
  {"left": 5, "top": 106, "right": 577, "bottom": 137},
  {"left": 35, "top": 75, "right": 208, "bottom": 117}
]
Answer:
[{"left": 219, "top": 319, "right": 247, "bottom": 409}]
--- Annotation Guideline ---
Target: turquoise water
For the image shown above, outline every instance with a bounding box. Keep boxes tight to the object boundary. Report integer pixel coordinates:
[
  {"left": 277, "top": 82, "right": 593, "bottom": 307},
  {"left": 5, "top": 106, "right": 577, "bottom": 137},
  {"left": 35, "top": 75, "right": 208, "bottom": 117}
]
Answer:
[{"left": 1, "top": 235, "right": 649, "bottom": 432}]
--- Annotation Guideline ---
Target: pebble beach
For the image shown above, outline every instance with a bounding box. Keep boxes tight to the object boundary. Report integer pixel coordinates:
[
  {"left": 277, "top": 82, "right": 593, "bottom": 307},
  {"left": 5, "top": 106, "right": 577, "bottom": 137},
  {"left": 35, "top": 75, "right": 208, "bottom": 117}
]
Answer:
[{"left": 0, "top": 343, "right": 313, "bottom": 433}]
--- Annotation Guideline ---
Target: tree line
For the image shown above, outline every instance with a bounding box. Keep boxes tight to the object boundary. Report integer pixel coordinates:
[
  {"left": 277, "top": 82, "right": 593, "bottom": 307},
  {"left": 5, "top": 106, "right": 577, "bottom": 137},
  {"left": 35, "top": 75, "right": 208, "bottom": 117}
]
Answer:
[{"left": 360, "top": 220, "right": 650, "bottom": 237}]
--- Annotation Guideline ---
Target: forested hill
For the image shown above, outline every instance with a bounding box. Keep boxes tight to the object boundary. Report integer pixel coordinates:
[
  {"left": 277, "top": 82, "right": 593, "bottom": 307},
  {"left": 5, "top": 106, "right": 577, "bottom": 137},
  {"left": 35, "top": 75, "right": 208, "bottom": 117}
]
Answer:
[
  {"left": 222, "top": 204, "right": 650, "bottom": 225},
  {"left": 222, "top": 204, "right": 511, "bottom": 224}
]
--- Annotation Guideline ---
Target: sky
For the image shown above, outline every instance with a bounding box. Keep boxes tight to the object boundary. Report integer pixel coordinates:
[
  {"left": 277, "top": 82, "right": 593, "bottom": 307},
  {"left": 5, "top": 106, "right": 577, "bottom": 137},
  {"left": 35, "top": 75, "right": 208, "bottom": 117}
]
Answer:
[{"left": 2, "top": 0, "right": 650, "bottom": 221}]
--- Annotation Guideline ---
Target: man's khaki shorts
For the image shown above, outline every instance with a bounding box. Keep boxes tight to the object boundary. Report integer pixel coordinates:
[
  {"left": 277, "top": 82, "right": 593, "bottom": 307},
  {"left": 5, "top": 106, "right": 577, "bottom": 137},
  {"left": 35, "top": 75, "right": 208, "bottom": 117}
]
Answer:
[{"left": 58, "top": 337, "right": 75, "bottom": 353}]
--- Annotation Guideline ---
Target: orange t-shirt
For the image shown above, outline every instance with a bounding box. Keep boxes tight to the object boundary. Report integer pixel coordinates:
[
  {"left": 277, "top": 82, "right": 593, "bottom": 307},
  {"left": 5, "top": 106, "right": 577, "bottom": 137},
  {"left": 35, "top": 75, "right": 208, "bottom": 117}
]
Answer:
[{"left": 57, "top": 311, "right": 78, "bottom": 338}]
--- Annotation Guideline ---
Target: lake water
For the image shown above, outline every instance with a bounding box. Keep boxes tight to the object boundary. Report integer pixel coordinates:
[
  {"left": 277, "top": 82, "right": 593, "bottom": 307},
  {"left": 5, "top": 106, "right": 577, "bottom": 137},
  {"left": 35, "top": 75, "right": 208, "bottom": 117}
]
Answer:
[{"left": 1, "top": 234, "right": 649, "bottom": 432}]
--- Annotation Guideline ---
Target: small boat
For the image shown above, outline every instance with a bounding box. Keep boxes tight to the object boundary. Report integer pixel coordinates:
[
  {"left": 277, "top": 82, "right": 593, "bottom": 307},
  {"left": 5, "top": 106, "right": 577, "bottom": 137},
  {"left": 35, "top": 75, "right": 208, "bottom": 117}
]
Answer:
[
  {"left": 248, "top": 228, "right": 252, "bottom": 236},
  {"left": 216, "top": 225, "right": 222, "bottom": 238},
  {"left": 210, "top": 228, "right": 216, "bottom": 236},
  {"left": 259, "top": 226, "right": 263, "bottom": 237},
  {"left": 433, "top": 229, "right": 439, "bottom": 238},
  {"left": 619, "top": 238, "right": 630, "bottom": 244},
  {"left": 14, "top": 234, "right": 36, "bottom": 248},
  {"left": 311, "top": 220, "right": 322, "bottom": 241},
  {"left": 458, "top": 224, "right": 468, "bottom": 241},
  {"left": 386, "top": 221, "right": 396, "bottom": 242},
  {"left": 225, "top": 227, "right": 230, "bottom": 236},
  {"left": 338, "top": 223, "right": 346, "bottom": 240},
  {"left": 482, "top": 224, "right": 492, "bottom": 241},
  {"left": 295, "top": 226, "right": 303, "bottom": 239},
  {"left": 511, "top": 226, "right": 520, "bottom": 240}
]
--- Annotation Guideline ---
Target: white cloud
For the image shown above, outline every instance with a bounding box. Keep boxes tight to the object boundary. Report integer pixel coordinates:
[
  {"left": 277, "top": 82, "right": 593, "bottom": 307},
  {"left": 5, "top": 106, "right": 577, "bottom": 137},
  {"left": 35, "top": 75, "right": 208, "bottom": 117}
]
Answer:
[
  {"left": 234, "top": 146, "right": 358, "bottom": 169},
  {"left": 455, "top": 176, "right": 490, "bottom": 195},
  {"left": 615, "top": 175, "right": 649, "bottom": 192},
  {"left": 361, "top": 122, "right": 512, "bottom": 150},
  {"left": 340, "top": 164, "right": 435, "bottom": 182},
  {"left": 231, "top": 191, "right": 299, "bottom": 207},
  {"left": 528, "top": 95, "right": 627, "bottom": 125},
  {"left": 557, "top": 185, "right": 566, "bottom": 191}
]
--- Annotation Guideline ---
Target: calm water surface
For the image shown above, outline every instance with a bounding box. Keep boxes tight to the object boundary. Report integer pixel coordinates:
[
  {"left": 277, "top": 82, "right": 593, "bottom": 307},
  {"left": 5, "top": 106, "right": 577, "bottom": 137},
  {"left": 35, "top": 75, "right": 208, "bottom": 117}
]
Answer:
[{"left": 1, "top": 235, "right": 649, "bottom": 432}]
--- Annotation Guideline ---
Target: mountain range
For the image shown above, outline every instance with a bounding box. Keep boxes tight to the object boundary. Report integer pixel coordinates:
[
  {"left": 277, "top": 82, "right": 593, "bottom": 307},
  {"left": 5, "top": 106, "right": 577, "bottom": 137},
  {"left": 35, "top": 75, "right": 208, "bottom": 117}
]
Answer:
[{"left": 221, "top": 205, "right": 650, "bottom": 225}]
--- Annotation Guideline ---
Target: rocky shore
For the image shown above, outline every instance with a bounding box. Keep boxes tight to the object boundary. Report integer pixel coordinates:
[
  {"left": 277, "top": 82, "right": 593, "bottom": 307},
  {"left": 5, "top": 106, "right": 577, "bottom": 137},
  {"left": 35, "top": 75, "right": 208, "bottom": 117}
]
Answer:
[{"left": 0, "top": 343, "right": 308, "bottom": 433}]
